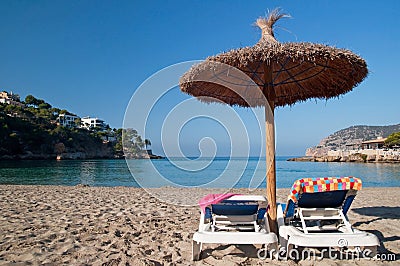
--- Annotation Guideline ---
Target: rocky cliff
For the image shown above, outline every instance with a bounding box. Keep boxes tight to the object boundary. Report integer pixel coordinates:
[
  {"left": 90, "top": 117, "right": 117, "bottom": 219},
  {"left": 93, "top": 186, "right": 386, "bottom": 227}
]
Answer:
[{"left": 305, "top": 124, "right": 400, "bottom": 156}]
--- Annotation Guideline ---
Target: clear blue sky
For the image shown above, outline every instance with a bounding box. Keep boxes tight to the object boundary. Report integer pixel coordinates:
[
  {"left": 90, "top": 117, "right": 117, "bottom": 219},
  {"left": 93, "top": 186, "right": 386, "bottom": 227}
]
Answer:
[{"left": 1, "top": 1, "right": 399, "bottom": 156}]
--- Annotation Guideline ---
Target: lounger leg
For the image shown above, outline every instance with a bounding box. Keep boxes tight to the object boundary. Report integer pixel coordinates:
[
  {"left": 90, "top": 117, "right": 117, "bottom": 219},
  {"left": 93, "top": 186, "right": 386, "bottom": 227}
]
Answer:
[
  {"left": 279, "top": 236, "right": 288, "bottom": 255},
  {"left": 365, "top": 246, "right": 378, "bottom": 259},
  {"left": 339, "top": 209, "right": 353, "bottom": 233},
  {"left": 254, "top": 221, "right": 259, "bottom": 232},
  {"left": 286, "top": 243, "right": 295, "bottom": 260},
  {"left": 269, "top": 242, "right": 279, "bottom": 259},
  {"left": 192, "top": 240, "right": 202, "bottom": 261}
]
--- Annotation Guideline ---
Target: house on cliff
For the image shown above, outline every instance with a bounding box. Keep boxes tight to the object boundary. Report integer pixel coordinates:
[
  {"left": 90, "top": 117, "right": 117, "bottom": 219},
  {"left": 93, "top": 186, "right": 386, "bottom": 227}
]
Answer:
[
  {"left": 0, "top": 91, "right": 25, "bottom": 107},
  {"left": 80, "top": 116, "right": 106, "bottom": 131},
  {"left": 361, "top": 137, "right": 387, "bottom": 149},
  {"left": 57, "top": 114, "right": 80, "bottom": 128}
]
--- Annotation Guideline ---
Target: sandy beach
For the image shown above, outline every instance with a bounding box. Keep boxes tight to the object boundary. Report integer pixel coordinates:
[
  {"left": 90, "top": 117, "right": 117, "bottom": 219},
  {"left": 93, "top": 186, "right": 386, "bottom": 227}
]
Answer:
[{"left": 0, "top": 185, "right": 398, "bottom": 265}]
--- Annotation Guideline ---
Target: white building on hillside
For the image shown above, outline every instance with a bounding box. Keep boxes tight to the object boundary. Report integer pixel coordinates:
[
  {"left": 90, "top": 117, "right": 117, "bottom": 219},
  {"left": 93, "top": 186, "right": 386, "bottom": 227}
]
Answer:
[
  {"left": 80, "top": 116, "right": 106, "bottom": 130},
  {"left": 0, "top": 91, "right": 20, "bottom": 101},
  {"left": 0, "top": 91, "right": 24, "bottom": 107},
  {"left": 57, "top": 114, "right": 80, "bottom": 127}
]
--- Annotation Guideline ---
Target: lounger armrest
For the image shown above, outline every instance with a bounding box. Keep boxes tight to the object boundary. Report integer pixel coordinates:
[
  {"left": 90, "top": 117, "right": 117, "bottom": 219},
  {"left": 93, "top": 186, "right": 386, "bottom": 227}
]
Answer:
[
  {"left": 199, "top": 209, "right": 212, "bottom": 231},
  {"left": 204, "top": 207, "right": 212, "bottom": 220},
  {"left": 342, "top": 191, "right": 357, "bottom": 215},
  {"left": 257, "top": 207, "right": 267, "bottom": 221},
  {"left": 224, "top": 195, "right": 267, "bottom": 202},
  {"left": 284, "top": 200, "right": 296, "bottom": 218}
]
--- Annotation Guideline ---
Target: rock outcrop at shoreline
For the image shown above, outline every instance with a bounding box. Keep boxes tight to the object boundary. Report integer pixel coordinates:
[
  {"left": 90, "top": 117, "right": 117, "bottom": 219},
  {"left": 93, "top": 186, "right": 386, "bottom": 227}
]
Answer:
[
  {"left": 289, "top": 153, "right": 400, "bottom": 163},
  {"left": 123, "top": 149, "right": 164, "bottom": 160}
]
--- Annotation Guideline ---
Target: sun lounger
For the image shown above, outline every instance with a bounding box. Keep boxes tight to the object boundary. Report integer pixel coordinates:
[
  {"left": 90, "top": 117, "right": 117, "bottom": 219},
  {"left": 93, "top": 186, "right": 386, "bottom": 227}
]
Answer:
[
  {"left": 277, "top": 177, "right": 379, "bottom": 259},
  {"left": 192, "top": 194, "right": 278, "bottom": 260}
]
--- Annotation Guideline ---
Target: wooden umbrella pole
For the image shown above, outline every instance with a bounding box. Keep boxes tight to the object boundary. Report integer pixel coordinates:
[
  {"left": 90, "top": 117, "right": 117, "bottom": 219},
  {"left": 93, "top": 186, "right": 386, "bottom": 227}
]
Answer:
[
  {"left": 265, "top": 105, "right": 277, "bottom": 234},
  {"left": 263, "top": 62, "right": 277, "bottom": 235}
]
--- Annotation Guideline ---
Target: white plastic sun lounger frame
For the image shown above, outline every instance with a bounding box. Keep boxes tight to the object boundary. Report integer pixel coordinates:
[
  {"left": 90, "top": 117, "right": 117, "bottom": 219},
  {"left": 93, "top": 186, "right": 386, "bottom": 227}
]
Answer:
[
  {"left": 277, "top": 203, "right": 379, "bottom": 258},
  {"left": 296, "top": 207, "right": 353, "bottom": 234},
  {"left": 192, "top": 195, "right": 278, "bottom": 261}
]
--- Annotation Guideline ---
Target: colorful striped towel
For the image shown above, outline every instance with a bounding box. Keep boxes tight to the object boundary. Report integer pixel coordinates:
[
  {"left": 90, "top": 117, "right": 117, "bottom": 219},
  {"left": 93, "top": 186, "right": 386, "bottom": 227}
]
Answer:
[{"left": 288, "top": 177, "right": 362, "bottom": 203}]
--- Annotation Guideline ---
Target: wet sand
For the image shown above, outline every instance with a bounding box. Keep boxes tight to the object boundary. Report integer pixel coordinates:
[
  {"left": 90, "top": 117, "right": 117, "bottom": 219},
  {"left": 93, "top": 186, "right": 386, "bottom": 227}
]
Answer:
[{"left": 0, "top": 185, "right": 398, "bottom": 265}]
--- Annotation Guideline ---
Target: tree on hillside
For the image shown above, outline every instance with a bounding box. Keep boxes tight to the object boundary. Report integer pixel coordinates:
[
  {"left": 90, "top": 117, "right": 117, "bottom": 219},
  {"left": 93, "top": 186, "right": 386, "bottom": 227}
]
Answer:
[
  {"left": 24, "top": 95, "right": 56, "bottom": 122},
  {"left": 25, "top": 95, "right": 47, "bottom": 107},
  {"left": 2, "top": 104, "right": 33, "bottom": 120},
  {"left": 74, "top": 118, "right": 82, "bottom": 128},
  {"left": 50, "top": 107, "right": 61, "bottom": 120},
  {"left": 38, "top": 102, "right": 52, "bottom": 109},
  {"left": 385, "top": 132, "right": 400, "bottom": 147},
  {"left": 135, "top": 135, "right": 144, "bottom": 150},
  {"left": 144, "top": 139, "right": 152, "bottom": 150},
  {"left": 25, "top": 95, "right": 40, "bottom": 106},
  {"left": 121, "top": 128, "right": 145, "bottom": 156},
  {"left": 59, "top": 109, "right": 70, "bottom": 115},
  {"left": 113, "top": 128, "right": 123, "bottom": 153}
]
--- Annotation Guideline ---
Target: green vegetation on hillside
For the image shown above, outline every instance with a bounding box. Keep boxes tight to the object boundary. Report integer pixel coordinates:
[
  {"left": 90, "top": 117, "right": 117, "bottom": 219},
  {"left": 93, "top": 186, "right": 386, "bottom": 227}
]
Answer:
[
  {"left": 385, "top": 132, "right": 400, "bottom": 147},
  {"left": 0, "top": 92, "right": 147, "bottom": 159}
]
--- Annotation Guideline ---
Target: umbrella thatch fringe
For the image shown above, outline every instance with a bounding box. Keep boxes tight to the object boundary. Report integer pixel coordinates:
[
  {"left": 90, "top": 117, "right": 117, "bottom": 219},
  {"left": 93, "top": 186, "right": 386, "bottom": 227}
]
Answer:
[{"left": 180, "top": 41, "right": 367, "bottom": 108}]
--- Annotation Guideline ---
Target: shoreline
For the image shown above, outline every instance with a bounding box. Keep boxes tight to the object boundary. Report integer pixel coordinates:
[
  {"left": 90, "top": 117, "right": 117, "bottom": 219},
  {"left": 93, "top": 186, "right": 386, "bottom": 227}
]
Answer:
[
  {"left": 0, "top": 185, "right": 398, "bottom": 264},
  {"left": 0, "top": 155, "right": 165, "bottom": 161},
  {"left": 1, "top": 183, "right": 400, "bottom": 189},
  {"left": 288, "top": 156, "right": 400, "bottom": 163}
]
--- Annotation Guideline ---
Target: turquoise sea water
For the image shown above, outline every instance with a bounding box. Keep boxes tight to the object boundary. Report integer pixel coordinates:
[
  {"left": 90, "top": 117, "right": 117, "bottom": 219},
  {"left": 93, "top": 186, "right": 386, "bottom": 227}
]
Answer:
[{"left": 0, "top": 157, "right": 399, "bottom": 188}]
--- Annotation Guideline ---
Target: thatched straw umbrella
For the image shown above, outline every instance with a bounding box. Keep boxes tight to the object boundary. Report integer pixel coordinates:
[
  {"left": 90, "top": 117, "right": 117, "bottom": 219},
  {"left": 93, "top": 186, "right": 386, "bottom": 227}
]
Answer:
[{"left": 179, "top": 9, "right": 368, "bottom": 234}]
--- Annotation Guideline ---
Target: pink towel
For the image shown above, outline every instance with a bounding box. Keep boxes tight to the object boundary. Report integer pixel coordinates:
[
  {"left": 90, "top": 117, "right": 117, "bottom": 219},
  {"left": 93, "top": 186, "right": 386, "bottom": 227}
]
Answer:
[{"left": 198, "top": 193, "right": 239, "bottom": 213}]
